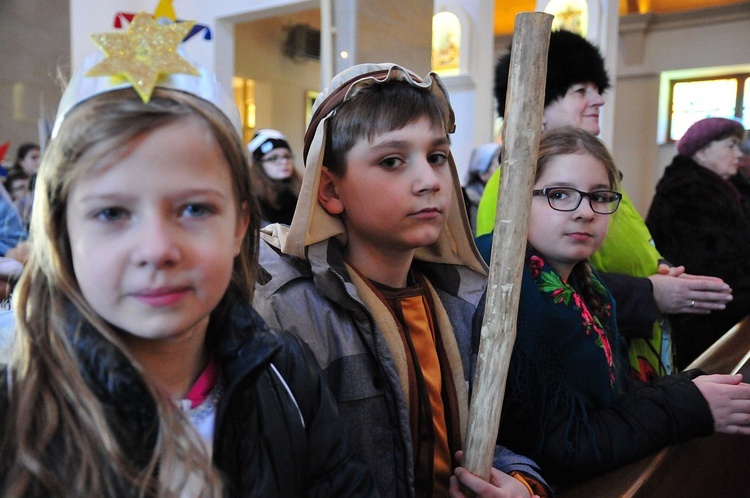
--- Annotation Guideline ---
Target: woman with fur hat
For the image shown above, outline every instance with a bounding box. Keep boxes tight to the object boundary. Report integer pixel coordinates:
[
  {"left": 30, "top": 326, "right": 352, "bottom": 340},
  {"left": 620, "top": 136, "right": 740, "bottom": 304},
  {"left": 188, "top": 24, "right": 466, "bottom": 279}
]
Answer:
[
  {"left": 646, "top": 117, "right": 750, "bottom": 369},
  {"left": 476, "top": 29, "right": 732, "bottom": 382},
  {"left": 247, "top": 129, "right": 302, "bottom": 226},
  {"left": 493, "top": 29, "right": 609, "bottom": 138}
]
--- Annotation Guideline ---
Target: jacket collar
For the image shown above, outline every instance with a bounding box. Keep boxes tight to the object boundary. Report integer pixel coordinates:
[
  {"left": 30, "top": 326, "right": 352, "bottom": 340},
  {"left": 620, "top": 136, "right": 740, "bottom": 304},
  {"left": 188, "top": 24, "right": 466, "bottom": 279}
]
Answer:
[{"left": 213, "top": 301, "right": 284, "bottom": 383}]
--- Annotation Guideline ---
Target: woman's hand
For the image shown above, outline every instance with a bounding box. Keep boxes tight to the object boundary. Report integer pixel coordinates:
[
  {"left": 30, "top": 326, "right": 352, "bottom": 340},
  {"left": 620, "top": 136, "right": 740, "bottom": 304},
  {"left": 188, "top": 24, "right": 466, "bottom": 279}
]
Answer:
[
  {"left": 648, "top": 267, "right": 732, "bottom": 314},
  {"left": 693, "top": 374, "right": 750, "bottom": 434}
]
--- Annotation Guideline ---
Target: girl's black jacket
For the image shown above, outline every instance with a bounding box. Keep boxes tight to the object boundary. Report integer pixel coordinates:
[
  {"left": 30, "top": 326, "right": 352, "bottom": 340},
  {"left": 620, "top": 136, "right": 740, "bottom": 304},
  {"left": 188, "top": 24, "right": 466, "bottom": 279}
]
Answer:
[{"left": 0, "top": 301, "right": 377, "bottom": 497}]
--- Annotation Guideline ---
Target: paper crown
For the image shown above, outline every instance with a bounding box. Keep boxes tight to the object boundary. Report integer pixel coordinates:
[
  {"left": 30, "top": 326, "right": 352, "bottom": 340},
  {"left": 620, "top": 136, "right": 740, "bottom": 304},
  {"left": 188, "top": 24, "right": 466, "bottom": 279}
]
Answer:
[{"left": 52, "top": 12, "right": 241, "bottom": 137}]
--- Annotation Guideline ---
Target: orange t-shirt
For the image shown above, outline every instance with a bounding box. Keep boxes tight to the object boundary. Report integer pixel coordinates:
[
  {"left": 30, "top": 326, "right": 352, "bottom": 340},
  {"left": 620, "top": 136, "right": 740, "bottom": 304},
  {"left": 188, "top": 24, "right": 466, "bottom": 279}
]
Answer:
[{"left": 373, "top": 276, "right": 453, "bottom": 496}]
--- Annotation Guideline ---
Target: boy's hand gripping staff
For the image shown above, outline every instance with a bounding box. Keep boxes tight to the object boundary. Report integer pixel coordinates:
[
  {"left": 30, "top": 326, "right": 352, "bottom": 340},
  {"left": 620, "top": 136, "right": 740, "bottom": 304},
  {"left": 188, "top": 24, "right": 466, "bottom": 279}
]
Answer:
[{"left": 461, "top": 11, "right": 553, "bottom": 490}]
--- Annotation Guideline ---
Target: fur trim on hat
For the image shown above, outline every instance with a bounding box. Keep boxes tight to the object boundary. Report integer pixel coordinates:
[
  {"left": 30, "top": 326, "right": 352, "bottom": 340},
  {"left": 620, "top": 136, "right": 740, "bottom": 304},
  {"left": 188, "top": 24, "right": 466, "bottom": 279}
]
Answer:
[
  {"left": 494, "top": 30, "right": 610, "bottom": 118},
  {"left": 677, "top": 117, "right": 745, "bottom": 158}
]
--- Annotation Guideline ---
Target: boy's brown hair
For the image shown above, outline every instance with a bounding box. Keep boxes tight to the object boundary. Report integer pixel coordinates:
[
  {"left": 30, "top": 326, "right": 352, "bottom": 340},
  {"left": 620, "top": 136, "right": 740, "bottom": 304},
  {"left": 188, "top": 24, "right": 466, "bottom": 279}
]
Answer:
[{"left": 322, "top": 79, "right": 448, "bottom": 176}]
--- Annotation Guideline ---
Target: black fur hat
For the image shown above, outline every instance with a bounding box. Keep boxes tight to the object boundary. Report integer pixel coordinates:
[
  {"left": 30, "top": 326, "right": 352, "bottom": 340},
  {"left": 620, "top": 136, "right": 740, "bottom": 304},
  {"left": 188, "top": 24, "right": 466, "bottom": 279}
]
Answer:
[{"left": 494, "top": 30, "right": 610, "bottom": 118}]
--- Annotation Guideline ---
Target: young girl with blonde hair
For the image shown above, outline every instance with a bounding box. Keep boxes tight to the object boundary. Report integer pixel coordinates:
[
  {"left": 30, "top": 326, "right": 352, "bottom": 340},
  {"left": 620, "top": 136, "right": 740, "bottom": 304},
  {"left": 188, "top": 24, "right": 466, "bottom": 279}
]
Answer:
[{"left": 0, "top": 13, "right": 373, "bottom": 497}]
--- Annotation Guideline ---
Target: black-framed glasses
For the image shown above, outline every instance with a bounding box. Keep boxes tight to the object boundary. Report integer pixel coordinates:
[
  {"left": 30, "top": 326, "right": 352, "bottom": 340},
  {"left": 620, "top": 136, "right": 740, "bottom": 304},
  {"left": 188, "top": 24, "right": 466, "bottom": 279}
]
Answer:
[
  {"left": 532, "top": 187, "right": 622, "bottom": 214},
  {"left": 262, "top": 154, "right": 295, "bottom": 164}
]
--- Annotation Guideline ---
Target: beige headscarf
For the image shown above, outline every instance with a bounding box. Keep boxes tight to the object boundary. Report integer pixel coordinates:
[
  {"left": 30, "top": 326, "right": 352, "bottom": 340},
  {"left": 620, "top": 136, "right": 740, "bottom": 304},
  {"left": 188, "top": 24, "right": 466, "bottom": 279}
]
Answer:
[{"left": 266, "top": 63, "right": 487, "bottom": 276}]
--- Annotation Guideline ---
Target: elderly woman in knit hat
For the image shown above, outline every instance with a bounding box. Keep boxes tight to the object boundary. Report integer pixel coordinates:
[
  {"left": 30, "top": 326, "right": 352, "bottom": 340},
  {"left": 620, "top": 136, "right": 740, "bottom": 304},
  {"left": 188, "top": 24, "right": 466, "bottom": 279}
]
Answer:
[
  {"left": 646, "top": 117, "right": 750, "bottom": 369},
  {"left": 247, "top": 129, "right": 302, "bottom": 226},
  {"left": 476, "top": 30, "right": 733, "bottom": 381}
]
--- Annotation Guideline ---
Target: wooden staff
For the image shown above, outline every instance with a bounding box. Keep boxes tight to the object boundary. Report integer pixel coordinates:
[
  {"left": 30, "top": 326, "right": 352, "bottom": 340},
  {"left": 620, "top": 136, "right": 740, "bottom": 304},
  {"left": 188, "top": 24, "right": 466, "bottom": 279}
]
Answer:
[{"left": 461, "top": 11, "right": 552, "bottom": 485}]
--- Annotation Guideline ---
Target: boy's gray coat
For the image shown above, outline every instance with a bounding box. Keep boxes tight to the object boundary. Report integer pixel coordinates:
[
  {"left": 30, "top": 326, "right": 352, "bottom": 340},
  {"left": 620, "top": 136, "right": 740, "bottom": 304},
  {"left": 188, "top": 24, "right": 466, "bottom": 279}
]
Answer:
[{"left": 254, "top": 233, "right": 545, "bottom": 497}]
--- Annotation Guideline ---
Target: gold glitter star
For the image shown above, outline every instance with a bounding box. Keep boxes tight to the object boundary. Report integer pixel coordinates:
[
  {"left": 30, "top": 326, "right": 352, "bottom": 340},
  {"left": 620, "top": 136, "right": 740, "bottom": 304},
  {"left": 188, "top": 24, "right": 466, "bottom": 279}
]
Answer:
[{"left": 86, "top": 12, "right": 198, "bottom": 102}]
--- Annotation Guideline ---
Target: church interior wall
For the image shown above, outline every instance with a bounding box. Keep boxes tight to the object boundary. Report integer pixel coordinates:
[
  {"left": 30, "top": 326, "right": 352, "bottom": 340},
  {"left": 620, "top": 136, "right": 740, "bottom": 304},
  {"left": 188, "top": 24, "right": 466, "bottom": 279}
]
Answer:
[{"left": 612, "top": 3, "right": 750, "bottom": 213}]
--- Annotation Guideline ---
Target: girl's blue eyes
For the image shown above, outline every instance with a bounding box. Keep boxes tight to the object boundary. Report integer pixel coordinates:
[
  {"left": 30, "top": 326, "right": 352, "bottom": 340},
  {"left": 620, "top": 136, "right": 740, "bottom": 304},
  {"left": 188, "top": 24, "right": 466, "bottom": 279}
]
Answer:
[
  {"left": 183, "top": 204, "right": 214, "bottom": 217},
  {"left": 96, "top": 207, "right": 126, "bottom": 222},
  {"left": 93, "top": 204, "right": 214, "bottom": 222}
]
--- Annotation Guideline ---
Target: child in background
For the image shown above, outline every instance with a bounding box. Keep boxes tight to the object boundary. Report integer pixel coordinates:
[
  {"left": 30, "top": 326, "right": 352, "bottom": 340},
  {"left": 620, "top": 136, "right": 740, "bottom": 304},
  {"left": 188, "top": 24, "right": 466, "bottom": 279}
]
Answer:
[
  {"left": 4, "top": 168, "right": 32, "bottom": 230},
  {"left": 254, "top": 63, "right": 549, "bottom": 497},
  {"left": 8, "top": 143, "right": 41, "bottom": 230},
  {"left": 462, "top": 142, "right": 500, "bottom": 234},
  {"left": 11, "top": 142, "right": 41, "bottom": 177},
  {"left": 476, "top": 126, "right": 750, "bottom": 490},
  {"left": 3, "top": 169, "right": 29, "bottom": 204},
  {"left": 0, "top": 13, "right": 374, "bottom": 497},
  {"left": 247, "top": 128, "right": 302, "bottom": 226}
]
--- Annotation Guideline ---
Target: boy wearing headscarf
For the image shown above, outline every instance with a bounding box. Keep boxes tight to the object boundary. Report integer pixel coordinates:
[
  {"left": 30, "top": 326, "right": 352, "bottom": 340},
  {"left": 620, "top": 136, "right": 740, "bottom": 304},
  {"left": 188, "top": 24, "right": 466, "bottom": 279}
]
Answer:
[{"left": 253, "top": 63, "right": 549, "bottom": 498}]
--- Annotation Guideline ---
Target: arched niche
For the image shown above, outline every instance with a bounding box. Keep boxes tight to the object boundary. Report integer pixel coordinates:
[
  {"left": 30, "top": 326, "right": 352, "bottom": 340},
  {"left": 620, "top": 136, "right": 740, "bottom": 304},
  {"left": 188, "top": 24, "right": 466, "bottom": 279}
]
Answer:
[
  {"left": 544, "top": 0, "right": 590, "bottom": 37},
  {"left": 431, "top": 4, "right": 472, "bottom": 77},
  {"left": 537, "top": 0, "right": 607, "bottom": 46}
]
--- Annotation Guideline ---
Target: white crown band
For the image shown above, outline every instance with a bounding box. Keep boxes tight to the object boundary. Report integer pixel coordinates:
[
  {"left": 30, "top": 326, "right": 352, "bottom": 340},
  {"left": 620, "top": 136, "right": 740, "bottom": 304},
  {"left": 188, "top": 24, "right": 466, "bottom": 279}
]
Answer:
[{"left": 52, "top": 12, "right": 241, "bottom": 138}]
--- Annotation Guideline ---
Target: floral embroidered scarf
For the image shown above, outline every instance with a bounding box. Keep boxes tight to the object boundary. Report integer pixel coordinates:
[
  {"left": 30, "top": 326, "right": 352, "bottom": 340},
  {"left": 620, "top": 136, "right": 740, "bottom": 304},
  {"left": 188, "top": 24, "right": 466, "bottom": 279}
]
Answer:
[
  {"left": 497, "top": 248, "right": 626, "bottom": 463},
  {"left": 528, "top": 253, "right": 616, "bottom": 386}
]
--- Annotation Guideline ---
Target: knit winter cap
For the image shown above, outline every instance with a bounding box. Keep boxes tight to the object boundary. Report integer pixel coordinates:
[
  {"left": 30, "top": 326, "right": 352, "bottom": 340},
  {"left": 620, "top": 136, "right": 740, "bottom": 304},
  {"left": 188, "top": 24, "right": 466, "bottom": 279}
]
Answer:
[
  {"left": 677, "top": 117, "right": 745, "bottom": 157},
  {"left": 247, "top": 129, "right": 292, "bottom": 162},
  {"left": 494, "top": 30, "right": 610, "bottom": 118}
]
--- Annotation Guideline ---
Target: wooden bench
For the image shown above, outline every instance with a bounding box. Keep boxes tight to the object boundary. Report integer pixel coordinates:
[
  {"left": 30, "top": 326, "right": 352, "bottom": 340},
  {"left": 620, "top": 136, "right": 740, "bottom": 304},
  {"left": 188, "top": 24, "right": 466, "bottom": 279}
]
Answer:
[{"left": 558, "top": 317, "right": 750, "bottom": 497}]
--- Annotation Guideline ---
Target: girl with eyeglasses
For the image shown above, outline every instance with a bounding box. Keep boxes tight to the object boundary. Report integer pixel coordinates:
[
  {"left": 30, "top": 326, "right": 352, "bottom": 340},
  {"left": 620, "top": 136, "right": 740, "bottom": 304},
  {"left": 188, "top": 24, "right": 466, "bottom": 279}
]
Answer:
[
  {"left": 480, "top": 31, "right": 734, "bottom": 385},
  {"left": 247, "top": 129, "right": 302, "bottom": 226},
  {"left": 475, "top": 127, "right": 750, "bottom": 491}
]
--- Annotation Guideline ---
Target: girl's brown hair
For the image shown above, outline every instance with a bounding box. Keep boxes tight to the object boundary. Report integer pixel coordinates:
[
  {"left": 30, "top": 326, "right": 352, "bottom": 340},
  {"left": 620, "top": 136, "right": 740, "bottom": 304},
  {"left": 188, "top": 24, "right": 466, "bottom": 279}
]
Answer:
[
  {"left": 536, "top": 126, "right": 620, "bottom": 191},
  {"left": 535, "top": 126, "right": 620, "bottom": 319},
  {"left": 2, "top": 87, "right": 259, "bottom": 496}
]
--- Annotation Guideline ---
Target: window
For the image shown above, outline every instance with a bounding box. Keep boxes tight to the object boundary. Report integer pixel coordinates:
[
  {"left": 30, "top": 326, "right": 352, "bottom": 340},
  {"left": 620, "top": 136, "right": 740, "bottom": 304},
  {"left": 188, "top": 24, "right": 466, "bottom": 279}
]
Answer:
[
  {"left": 667, "top": 73, "right": 748, "bottom": 142},
  {"left": 545, "top": 0, "right": 589, "bottom": 37},
  {"left": 232, "top": 77, "right": 256, "bottom": 144}
]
